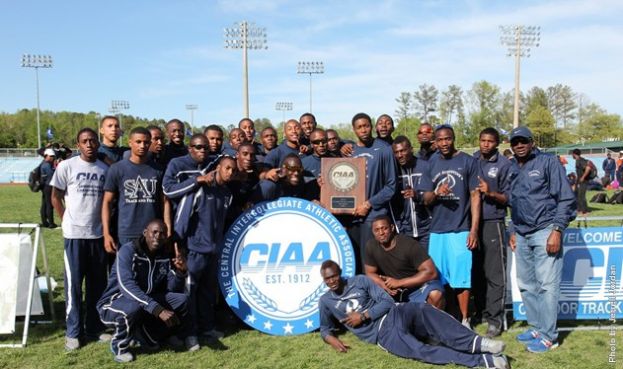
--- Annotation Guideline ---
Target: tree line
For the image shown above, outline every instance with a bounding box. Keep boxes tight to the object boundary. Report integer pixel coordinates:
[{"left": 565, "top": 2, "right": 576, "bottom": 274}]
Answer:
[
  {"left": 393, "top": 81, "right": 622, "bottom": 148},
  {"left": 1, "top": 80, "right": 620, "bottom": 149}
]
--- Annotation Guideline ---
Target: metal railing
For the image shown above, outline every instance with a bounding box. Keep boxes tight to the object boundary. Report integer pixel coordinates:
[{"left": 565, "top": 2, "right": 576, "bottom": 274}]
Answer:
[{"left": 0, "top": 148, "right": 39, "bottom": 157}]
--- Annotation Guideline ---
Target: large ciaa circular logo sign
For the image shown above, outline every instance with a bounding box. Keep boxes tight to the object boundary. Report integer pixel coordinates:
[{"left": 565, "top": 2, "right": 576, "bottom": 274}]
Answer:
[{"left": 219, "top": 197, "right": 355, "bottom": 335}]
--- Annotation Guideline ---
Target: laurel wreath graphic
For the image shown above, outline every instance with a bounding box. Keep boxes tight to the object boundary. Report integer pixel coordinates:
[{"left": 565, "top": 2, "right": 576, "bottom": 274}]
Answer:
[
  {"left": 298, "top": 284, "right": 328, "bottom": 311},
  {"left": 242, "top": 278, "right": 278, "bottom": 312}
]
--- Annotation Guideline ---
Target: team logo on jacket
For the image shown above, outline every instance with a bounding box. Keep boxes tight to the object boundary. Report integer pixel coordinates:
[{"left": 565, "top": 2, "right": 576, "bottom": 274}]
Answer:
[
  {"left": 219, "top": 198, "right": 355, "bottom": 335},
  {"left": 487, "top": 167, "right": 498, "bottom": 178}
]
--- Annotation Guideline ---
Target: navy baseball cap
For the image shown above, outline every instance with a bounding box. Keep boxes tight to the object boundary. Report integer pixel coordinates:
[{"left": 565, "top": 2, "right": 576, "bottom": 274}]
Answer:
[{"left": 509, "top": 126, "right": 533, "bottom": 140}]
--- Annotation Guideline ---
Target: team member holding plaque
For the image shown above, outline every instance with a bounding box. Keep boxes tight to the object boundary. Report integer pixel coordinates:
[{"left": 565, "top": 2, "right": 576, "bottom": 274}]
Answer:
[
  {"left": 424, "top": 125, "right": 480, "bottom": 329},
  {"left": 349, "top": 113, "right": 397, "bottom": 272}
]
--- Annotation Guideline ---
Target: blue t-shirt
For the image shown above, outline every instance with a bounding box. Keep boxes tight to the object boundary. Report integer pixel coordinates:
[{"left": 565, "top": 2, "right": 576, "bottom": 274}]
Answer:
[
  {"left": 428, "top": 151, "right": 479, "bottom": 233},
  {"left": 301, "top": 154, "right": 322, "bottom": 183},
  {"left": 263, "top": 142, "right": 301, "bottom": 169},
  {"left": 391, "top": 158, "right": 433, "bottom": 238},
  {"left": 98, "top": 144, "right": 128, "bottom": 164},
  {"left": 352, "top": 139, "right": 397, "bottom": 222},
  {"left": 103, "top": 159, "right": 163, "bottom": 239},
  {"left": 474, "top": 150, "right": 512, "bottom": 221}
]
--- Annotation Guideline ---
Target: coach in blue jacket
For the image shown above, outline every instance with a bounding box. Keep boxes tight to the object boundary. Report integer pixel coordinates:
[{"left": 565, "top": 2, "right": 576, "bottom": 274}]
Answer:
[{"left": 507, "top": 126, "right": 576, "bottom": 354}]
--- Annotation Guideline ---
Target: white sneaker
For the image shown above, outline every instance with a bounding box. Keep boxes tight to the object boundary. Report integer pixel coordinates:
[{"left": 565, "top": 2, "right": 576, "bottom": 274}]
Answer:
[
  {"left": 65, "top": 337, "right": 80, "bottom": 351},
  {"left": 481, "top": 337, "right": 506, "bottom": 354},
  {"left": 185, "top": 336, "right": 200, "bottom": 352},
  {"left": 461, "top": 318, "right": 473, "bottom": 330},
  {"left": 200, "top": 329, "right": 225, "bottom": 339},
  {"left": 492, "top": 354, "right": 510, "bottom": 369},
  {"left": 114, "top": 352, "right": 135, "bottom": 363}
]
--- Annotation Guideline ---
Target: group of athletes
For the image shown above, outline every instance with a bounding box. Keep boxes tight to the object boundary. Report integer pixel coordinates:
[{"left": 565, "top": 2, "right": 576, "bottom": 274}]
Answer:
[{"left": 46, "top": 111, "right": 575, "bottom": 368}]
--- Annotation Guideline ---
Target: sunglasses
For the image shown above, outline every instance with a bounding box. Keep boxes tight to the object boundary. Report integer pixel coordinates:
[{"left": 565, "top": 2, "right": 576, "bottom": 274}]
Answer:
[
  {"left": 190, "top": 144, "right": 209, "bottom": 151},
  {"left": 510, "top": 137, "right": 531, "bottom": 146},
  {"left": 311, "top": 139, "right": 327, "bottom": 145}
]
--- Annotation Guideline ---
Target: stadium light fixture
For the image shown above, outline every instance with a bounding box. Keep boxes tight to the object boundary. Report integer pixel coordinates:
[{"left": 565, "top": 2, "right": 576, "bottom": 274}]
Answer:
[
  {"left": 21, "top": 54, "right": 53, "bottom": 148},
  {"left": 186, "top": 104, "right": 198, "bottom": 128},
  {"left": 499, "top": 25, "right": 541, "bottom": 129},
  {"left": 224, "top": 21, "right": 268, "bottom": 119},
  {"left": 275, "top": 101, "right": 293, "bottom": 124},
  {"left": 297, "top": 61, "right": 324, "bottom": 113}
]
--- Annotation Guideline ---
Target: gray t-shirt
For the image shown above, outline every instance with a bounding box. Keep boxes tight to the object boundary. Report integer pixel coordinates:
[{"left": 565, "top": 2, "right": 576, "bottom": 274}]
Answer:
[{"left": 50, "top": 156, "right": 108, "bottom": 239}]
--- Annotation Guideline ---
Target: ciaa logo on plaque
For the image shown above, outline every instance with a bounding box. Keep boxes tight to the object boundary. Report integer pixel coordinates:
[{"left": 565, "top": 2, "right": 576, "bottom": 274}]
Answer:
[{"left": 219, "top": 197, "right": 356, "bottom": 335}]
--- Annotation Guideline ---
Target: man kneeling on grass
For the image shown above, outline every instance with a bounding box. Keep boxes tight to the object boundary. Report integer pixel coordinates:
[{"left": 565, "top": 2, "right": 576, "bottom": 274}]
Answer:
[
  {"left": 97, "top": 219, "right": 198, "bottom": 363},
  {"left": 318, "top": 260, "right": 510, "bottom": 369}
]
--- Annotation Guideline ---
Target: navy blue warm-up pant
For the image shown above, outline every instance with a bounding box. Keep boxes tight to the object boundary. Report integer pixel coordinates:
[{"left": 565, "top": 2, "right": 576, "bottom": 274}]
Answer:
[
  {"left": 187, "top": 250, "right": 219, "bottom": 335},
  {"left": 98, "top": 292, "right": 190, "bottom": 355},
  {"left": 377, "top": 303, "right": 498, "bottom": 368},
  {"left": 64, "top": 238, "right": 108, "bottom": 339}
]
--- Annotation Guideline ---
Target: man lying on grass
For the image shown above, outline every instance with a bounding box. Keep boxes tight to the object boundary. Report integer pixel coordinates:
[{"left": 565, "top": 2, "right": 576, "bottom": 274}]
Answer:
[{"left": 318, "top": 260, "right": 510, "bottom": 369}]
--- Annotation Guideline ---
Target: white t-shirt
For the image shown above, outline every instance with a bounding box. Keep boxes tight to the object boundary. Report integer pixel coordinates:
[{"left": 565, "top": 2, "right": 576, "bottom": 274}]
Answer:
[{"left": 49, "top": 156, "right": 108, "bottom": 239}]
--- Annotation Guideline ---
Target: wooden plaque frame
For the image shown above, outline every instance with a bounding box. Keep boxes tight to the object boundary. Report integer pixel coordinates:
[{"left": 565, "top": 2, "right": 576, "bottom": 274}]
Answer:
[{"left": 320, "top": 157, "right": 366, "bottom": 214}]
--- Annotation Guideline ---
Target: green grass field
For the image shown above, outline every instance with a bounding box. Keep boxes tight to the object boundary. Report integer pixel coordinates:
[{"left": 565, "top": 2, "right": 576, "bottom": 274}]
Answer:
[{"left": 0, "top": 184, "right": 620, "bottom": 369}]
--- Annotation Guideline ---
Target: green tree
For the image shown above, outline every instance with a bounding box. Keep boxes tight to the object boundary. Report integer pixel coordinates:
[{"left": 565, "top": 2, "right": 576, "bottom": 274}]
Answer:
[
  {"left": 439, "top": 85, "right": 465, "bottom": 125},
  {"left": 413, "top": 84, "right": 439, "bottom": 121},
  {"left": 466, "top": 81, "right": 501, "bottom": 145},
  {"left": 526, "top": 106, "right": 556, "bottom": 147},
  {"left": 394, "top": 92, "right": 412, "bottom": 123}
]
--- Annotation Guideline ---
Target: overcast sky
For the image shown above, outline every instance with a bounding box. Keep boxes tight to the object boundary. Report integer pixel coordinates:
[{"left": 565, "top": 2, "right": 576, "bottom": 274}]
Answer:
[{"left": 2, "top": 0, "right": 621, "bottom": 127}]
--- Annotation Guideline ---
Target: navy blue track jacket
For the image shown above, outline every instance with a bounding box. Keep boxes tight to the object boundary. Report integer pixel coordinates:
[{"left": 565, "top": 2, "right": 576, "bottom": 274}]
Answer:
[
  {"left": 97, "top": 238, "right": 186, "bottom": 317},
  {"left": 508, "top": 149, "right": 576, "bottom": 235}
]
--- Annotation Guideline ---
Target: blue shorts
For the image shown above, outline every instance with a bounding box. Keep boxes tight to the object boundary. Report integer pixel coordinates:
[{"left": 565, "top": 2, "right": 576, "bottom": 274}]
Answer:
[
  {"left": 429, "top": 232, "right": 472, "bottom": 288},
  {"left": 397, "top": 280, "right": 444, "bottom": 303}
]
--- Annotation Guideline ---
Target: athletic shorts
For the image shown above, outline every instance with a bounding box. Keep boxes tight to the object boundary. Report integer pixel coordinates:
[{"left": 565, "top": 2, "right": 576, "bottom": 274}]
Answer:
[
  {"left": 397, "top": 280, "right": 444, "bottom": 303},
  {"left": 428, "top": 231, "right": 472, "bottom": 288}
]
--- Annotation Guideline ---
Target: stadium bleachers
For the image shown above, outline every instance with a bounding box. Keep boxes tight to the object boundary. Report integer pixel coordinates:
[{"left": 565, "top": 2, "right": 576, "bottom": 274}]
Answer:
[{"left": 0, "top": 157, "right": 41, "bottom": 183}]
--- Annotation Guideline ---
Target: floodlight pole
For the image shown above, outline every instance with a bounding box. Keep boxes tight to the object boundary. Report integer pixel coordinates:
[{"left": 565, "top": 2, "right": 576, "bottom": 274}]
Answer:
[
  {"left": 275, "top": 101, "right": 293, "bottom": 124},
  {"left": 224, "top": 21, "right": 268, "bottom": 119},
  {"left": 186, "top": 104, "right": 198, "bottom": 128},
  {"left": 109, "top": 100, "right": 130, "bottom": 145},
  {"left": 500, "top": 25, "right": 540, "bottom": 128},
  {"left": 297, "top": 61, "right": 324, "bottom": 113},
  {"left": 21, "top": 54, "right": 53, "bottom": 148}
]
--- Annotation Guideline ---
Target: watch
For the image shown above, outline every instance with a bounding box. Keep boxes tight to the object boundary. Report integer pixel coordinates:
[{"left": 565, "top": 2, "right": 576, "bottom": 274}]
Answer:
[{"left": 552, "top": 225, "right": 564, "bottom": 233}]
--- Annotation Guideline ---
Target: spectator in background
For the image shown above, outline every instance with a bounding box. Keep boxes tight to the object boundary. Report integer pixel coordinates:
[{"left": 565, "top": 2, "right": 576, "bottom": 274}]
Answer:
[
  {"left": 163, "top": 119, "right": 188, "bottom": 165},
  {"left": 603, "top": 153, "right": 616, "bottom": 183},
  {"left": 508, "top": 126, "right": 575, "bottom": 353},
  {"left": 40, "top": 148, "right": 57, "bottom": 228},
  {"left": 616, "top": 151, "right": 623, "bottom": 184},
  {"left": 571, "top": 148, "right": 591, "bottom": 216},
  {"left": 502, "top": 149, "right": 513, "bottom": 160}
]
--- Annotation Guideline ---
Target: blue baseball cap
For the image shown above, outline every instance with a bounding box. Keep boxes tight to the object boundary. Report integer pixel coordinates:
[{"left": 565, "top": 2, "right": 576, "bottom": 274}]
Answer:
[{"left": 509, "top": 126, "right": 533, "bottom": 140}]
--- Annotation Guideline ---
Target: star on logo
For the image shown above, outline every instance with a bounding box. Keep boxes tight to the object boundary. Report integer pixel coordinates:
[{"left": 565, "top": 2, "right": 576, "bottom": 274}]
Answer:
[
  {"left": 246, "top": 314, "right": 256, "bottom": 323},
  {"left": 263, "top": 320, "right": 273, "bottom": 330},
  {"left": 304, "top": 319, "right": 314, "bottom": 329},
  {"left": 283, "top": 323, "right": 294, "bottom": 334}
]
